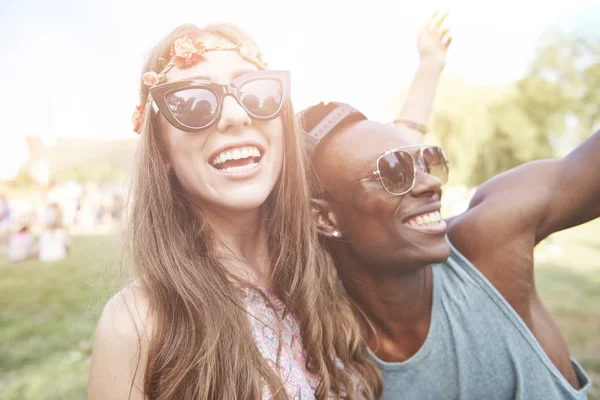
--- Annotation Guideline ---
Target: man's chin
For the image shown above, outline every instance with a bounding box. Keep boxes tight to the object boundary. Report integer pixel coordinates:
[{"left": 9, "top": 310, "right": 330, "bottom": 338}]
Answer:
[
  {"left": 417, "top": 239, "right": 451, "bottom": 265},
  {"left": 433, "top": 242, "right": 452, "bottom": 263}
]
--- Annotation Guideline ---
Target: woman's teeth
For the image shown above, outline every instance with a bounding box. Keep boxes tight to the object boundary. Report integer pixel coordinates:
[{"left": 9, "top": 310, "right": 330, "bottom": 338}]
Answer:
[
  {"left": 404, "top": 211, "right": 442, "bottom": 227},
  {"left": 220, "top": 163, "right": 258, "bottom": 173},
  {"left": 211, "top": 146, "right": 261, "bottom": 171}
]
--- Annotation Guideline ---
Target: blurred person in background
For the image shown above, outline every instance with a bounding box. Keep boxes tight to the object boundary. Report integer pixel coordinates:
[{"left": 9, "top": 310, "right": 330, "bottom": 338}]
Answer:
[
  {"left": 38, "top": 202, "right": 70, "bottom": 262},
  {"left": 42, "top": 201, "right": 63, "bottom": 228},
  {"left": 76, "top": 185, "right": 100, "bottom": 231},
  {"left": 7, "top": 223, "right": 35, "bottom": 262},
  {"left": 0, "top": 194, "right": 12, "bottom": 254},
  {"left": 109, "top": 192, "right": 125, "bottom": 226}
]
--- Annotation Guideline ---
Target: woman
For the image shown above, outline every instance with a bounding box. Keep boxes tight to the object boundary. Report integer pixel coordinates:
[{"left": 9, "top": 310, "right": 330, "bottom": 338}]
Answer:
[
  {"left": 38, "top": 203, "right": 70, "bottom": 262},
  {"left": 88, "top": 23, "right": 381, "bottom": 399}
]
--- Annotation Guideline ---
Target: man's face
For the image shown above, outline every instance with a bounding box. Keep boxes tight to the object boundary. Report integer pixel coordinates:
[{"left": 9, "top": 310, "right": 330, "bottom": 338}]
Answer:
[{"left": 315, "top": 120, "right": 451, "bottom": 271}]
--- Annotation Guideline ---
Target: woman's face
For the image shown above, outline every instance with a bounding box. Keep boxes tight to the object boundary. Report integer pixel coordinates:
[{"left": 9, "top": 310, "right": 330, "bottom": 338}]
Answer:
[{"left": 157, "top": 34, "right": 285, "bottom": 213}]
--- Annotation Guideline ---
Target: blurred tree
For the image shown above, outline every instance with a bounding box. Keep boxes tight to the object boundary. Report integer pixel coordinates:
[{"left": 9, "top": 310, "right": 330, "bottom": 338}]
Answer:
[
  {"left": 7, "top": 165, "right": 37, "bottom": 188},
  {"left": 424, "top": 78, "right": 504, "bottom": 186},
  {"left": 393, "top": 30, "right": 600, "bottom": 187},
  {"left": 58, "top": 163, "right": 126, "bottom": 183},
  {"left": 531, "top": 32, "right": 600, "bottom": 137}
]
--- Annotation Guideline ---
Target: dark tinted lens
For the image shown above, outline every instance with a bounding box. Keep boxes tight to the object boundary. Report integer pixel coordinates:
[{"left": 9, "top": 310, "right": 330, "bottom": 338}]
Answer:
[
  {"left": 165, "top": 88, "right": 218, "bottom": 128},
  {"left": 378, "top": 151, "right": 415, "bottom": 194},
  {"left": 240, "top": 79, "right": 283, "bottom": 118},
  {"left": 422, "top": 147, "right": 449, "bottom": 184}
]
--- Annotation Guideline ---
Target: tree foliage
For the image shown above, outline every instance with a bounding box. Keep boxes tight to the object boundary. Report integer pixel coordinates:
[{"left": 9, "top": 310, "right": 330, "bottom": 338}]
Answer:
[{"left": 411, "top": 30, "right": 600, "bottom": 186}]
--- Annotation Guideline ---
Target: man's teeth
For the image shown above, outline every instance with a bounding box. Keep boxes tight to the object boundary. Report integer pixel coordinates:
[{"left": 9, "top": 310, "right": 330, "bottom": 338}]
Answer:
[
  {"left": 405, "top": 211, "right": 442, "bottom": 227},
  {"left": 211, "top": 146, "right": 261, "bottom": 168}
]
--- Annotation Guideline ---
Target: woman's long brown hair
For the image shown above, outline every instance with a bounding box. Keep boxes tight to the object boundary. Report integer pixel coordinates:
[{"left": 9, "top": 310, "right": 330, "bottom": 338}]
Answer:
[{"left": 127, "top": 23, "right": 382, "bottom": 399}]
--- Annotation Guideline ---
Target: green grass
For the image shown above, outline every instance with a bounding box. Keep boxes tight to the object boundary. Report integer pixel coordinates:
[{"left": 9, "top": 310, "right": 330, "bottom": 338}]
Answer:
[
  {"left": 0, "top": 235, "right": 124, "bottom": 400},
  {"left": 535, "top": 220, "right": 600, "bottom": 398},
  {"left": 0, "top": 221, "right": 598, "bottom": 399}
]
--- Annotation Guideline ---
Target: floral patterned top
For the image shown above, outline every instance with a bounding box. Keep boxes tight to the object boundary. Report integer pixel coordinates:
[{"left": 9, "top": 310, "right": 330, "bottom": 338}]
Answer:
[{"left": 244, "top": 289, "right": 320, "bottom": 399}]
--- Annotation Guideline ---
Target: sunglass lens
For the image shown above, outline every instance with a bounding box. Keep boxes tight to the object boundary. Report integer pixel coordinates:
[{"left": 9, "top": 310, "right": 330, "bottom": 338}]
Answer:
[
  {"left": 165, "top": 88, "right": 218, "bottom": 129},
  {"left": 378, "top": 151, "right": 415, "bottom": 194},
  {"left": 423, "top": 147, "right": 449, "bottom": 184},
  {"left": 239, "top": 78, "right": 283, "bottom": 118}
]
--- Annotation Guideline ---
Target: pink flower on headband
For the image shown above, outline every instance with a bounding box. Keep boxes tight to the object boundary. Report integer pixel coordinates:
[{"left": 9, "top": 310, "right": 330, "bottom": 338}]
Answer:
[
  {"left": 132, "top": 104, "right": 145, "bottom": 134},
  {"left": 170, "top": 34, "right": 206, "bottom": 68},
  {"left": 142, "top": 71, "right": 160, "bottom": 87}
]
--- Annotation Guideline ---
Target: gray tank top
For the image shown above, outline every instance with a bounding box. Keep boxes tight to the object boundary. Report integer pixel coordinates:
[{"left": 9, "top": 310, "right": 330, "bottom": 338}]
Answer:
[{"left": 371, "top": 240, "right": 592, "bottom": 400}]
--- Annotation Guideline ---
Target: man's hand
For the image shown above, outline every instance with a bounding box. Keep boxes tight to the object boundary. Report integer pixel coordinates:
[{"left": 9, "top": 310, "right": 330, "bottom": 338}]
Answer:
[
  {"left": 393, "top": 11, "right": 452, "bottom": 142},
  {"left": 417, "top": 11, "right": 452, "bottom": 70}
]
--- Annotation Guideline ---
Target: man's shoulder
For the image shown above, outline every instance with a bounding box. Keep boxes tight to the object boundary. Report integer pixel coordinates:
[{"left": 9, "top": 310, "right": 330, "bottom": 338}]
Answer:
[
  {"left": 446, "top": 196, "right": 535, "bottom": 267},
  {"left": 446, "top": 211, "right": 537, "bottom": 312}
]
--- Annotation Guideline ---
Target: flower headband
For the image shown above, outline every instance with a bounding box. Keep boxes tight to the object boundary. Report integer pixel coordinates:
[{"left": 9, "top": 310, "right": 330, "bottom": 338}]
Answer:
[{"left": 132, "top": 33, "right": 268, "bottom": 134}]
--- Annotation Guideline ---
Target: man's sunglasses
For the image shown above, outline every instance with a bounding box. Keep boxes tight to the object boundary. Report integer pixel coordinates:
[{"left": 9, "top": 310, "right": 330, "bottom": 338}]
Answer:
[
  {"left": 150, "top": 70, "right": 290, "bottom": 132},
  {"left": 329, "top": 145, "right": 450, "bottom": 196}
]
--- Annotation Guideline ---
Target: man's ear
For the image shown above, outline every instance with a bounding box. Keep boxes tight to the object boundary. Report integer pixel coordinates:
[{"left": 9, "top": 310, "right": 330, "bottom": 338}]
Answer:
[{"left": 310, "top": 198, "right": 342, "bottom": 238}]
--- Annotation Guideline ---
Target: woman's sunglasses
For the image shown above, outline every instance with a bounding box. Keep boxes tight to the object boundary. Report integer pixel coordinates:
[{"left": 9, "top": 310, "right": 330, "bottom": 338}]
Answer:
[
  {"left": 330, "top": 145, "right": 450, "bottom": 196},
  {"left": 150, "top": 70, "right": 290, "bottom": 132}
]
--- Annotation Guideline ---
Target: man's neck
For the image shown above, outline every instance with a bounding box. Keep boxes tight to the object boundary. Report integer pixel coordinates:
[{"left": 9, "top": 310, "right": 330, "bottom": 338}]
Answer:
[{"left": 335, "top": 246, "right": 434, "bottom": 362}]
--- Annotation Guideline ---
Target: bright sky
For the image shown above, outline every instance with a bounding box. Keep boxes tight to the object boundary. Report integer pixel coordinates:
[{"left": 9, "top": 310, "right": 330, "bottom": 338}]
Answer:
[{"left": 0, "top": 0, "right": 598, "bottom": 148}]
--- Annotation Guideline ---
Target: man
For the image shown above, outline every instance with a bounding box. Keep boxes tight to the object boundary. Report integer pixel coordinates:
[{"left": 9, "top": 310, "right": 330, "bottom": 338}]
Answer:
[{"left": 298, "top": 101, "right": 596, "bottom": 399}]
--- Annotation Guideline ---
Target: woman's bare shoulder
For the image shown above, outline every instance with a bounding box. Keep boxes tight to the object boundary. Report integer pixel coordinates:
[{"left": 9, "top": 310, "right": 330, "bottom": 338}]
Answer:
[
  {"left": 100, "top": 280, "right": 153, "bottom": 341},
  {"left": 88, "top": 280, "right": 153, "bottom": 400}
]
